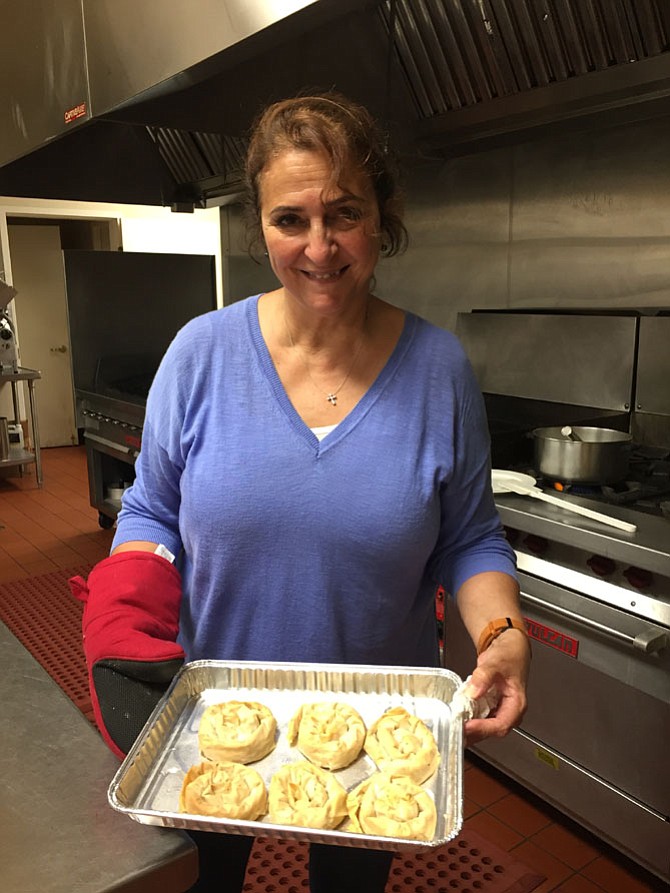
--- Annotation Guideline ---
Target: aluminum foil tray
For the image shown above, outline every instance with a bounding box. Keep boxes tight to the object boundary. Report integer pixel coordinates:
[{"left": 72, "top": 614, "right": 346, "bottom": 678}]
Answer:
[{"left": 108, "top": 660, "right": 465, "bottom": 852}]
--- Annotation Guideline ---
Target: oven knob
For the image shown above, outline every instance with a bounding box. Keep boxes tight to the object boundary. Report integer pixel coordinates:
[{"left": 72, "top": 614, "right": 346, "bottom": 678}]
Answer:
[
  {"left": 524, "top": 534, "right": 549, "bottom": 555},
  {"left": 587, "top": 555, "right": 616, "bottom": 577},
  {"left": 623, "top": 566, "right": 653, "bottom": 590}
]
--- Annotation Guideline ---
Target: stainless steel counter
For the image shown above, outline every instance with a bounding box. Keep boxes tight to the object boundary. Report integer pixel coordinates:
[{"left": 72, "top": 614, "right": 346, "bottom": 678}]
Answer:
[{"left": 1, "top": 623, "right": 198, "bottom": 893}]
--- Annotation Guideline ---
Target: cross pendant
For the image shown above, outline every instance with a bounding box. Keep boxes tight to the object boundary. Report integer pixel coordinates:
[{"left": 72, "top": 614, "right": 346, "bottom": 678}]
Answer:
[{"left": 327, "top": 393, "right": 338, "bottom": 406}]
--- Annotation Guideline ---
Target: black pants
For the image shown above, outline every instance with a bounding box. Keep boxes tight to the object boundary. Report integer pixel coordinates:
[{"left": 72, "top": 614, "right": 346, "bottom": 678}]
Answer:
[{"left": 187, "top": 832, "right": 394, "bottom": 893}]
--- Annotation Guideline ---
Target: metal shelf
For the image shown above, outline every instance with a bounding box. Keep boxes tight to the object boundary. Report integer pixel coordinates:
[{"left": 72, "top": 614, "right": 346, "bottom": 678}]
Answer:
[
  {"left": 0, "top": 366, "right": 42, "bottom": 486},
  {"left": 0, "top": 448, "right": 37, "bottom": 468}
]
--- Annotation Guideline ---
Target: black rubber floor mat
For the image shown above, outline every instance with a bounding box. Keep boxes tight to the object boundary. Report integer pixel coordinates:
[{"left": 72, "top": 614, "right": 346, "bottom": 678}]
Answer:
[
  {"left": 0, "top": 565, "right": 94, "bottom": 722},
  {"left": 243, "top": 835, "right": 546, "bottom": 893}
]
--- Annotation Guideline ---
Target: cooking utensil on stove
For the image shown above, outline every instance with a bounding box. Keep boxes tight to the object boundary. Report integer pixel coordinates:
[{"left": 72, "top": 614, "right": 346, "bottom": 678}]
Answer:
[
  {"left": 492, "top": 470, "right": 637, "bottom": 533},
  {"left": 561, "top": 426, "right": 581, "bottom": 441},
  {"left": 531, "top": 426, "right": 632, "bottom": 484}
]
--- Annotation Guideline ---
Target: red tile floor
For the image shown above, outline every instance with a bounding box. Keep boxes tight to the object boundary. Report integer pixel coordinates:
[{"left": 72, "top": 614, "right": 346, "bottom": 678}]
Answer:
[{"left": 1, "top": 446, "right": 667, "bottom": 893}]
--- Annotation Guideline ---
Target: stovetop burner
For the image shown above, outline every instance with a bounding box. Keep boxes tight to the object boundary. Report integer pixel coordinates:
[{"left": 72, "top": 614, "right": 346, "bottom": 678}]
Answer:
[
  {"left": 536, "top": 446, "right": 670, "bottom": 519},
  {"left": 505, "top": 446, "right": 670, "bottom": 519}
]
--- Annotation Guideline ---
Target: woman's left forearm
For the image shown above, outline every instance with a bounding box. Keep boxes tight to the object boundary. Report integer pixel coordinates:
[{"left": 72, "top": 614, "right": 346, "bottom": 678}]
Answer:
[
  {"left": 455, "top": 571, "right": 531, "bottom": 742},
  {"left": 456, "top": 571, "right": 523, "bottom": 644}
]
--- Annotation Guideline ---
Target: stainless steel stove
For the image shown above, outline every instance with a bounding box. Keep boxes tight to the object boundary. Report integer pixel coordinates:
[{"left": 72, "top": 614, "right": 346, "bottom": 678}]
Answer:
[
  {"left": 78, "top": 387, "right": 145, "bottom": 529},
  {"left": 445, "top": 310, "right": 670, "bottom": 885},
  {"left": 62, "top": 249, "right": 218, "bottom": 528}
]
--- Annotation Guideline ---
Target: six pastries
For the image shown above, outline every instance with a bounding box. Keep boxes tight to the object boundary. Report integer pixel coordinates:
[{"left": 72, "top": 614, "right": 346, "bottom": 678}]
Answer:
[{"left": 181, "top": 698, "right": 442, "bottom": 841}]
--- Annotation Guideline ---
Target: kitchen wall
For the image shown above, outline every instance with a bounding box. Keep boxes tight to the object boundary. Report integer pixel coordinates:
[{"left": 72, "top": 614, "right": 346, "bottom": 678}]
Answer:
[
  {"left": 374, "top": 113, "right": 670, "bottom": 332},
  {"left": 221, "top": 112, "right": 670, "bottom": 332}
]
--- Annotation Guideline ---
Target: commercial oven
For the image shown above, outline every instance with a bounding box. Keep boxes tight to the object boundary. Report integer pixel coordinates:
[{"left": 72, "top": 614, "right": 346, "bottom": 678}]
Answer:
[
  {"left": 445, "top": 310, "right": 670, "bottom": 885},
  {"left": 63, "top": 249, "right": 217, "bottom": 527},
  {"left": 445, "top": 501, "right": 670, "bottom": 884}
]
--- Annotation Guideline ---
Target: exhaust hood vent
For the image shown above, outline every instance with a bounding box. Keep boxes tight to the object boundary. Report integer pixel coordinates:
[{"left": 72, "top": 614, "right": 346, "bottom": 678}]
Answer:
[
  {"left": 146, "top": 127, "right": 248, "bottom": 206},
  {"left": 2, "top": 0, "right": 670, "bottom": 204},
  {"left": 380, "top": 0, "right": 670, "bottom": 150},
  {"left": 142, "top": 0, "right": 670, "bottom": 203}
]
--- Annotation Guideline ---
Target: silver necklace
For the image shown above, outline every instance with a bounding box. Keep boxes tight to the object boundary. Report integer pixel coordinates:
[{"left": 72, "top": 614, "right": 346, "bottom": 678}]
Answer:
[{"left": 284, "top": 312, "right": 367, "bottom": 407}]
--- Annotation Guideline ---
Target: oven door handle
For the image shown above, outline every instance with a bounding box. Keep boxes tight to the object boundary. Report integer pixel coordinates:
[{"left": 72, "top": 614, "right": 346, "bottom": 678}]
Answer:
[
  {"left": 521, "top": 591, "right": 669, "bottom": 654},
  {"left": 84, "top": 431, "right": 134, "bottom": 456}
]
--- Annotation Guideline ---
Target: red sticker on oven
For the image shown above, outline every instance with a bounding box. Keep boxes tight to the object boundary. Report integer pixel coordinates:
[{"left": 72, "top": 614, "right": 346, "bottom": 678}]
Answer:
[
  {"left": 525, "top": 617, "right": 579, "bottom": 658},
  {"left": 64, "top": 101, "right": 87, "bottom": 124}
]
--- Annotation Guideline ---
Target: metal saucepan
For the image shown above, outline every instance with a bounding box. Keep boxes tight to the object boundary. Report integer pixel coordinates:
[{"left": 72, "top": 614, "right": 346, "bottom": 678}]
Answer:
[{"left": 531, "top": 426, "right": 633, "bottom": 485}]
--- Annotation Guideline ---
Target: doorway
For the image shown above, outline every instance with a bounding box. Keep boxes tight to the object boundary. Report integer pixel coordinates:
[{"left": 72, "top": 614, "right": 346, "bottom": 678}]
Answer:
[{"left": 7, "top": 217, "right": 121, "bottom": 447}]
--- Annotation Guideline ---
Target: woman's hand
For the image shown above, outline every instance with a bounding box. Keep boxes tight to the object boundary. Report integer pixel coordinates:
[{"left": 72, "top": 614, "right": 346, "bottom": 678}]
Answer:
[
  {"left": 462, "top": 628, "right": 530, "bottom": 744},
  {"left": 454, "top": 571, "right": 530, "bottom": 744}
]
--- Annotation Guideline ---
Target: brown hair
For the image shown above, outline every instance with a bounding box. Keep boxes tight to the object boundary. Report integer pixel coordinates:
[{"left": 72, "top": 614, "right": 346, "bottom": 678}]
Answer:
[{"left": 243, "top": 91, "right": 408, "bottom": 258}]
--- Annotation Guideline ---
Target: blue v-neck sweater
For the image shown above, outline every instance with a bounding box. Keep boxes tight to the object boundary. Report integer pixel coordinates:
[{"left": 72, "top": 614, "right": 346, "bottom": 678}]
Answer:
[{"left": 113, "top": 295, "right": 515, "bottom": 667}]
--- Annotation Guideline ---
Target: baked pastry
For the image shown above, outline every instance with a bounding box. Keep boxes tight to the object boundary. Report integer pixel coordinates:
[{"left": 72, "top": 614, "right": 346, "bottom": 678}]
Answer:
[
  {"left": 346, "top": 772, "right": 437, "bottom": 841},
  {"left": 198, "top": 700, "right": 277, "bottom": 764},
  {"left": 364, "top": 707, "right": 440, "bottom": 784},
  {"left": 179, "top": 760, "right": 267, "bottom": 820},
  {"left": 268, "top": 760, "right": 348, "bottom": 830},
  {"left": 288, "top": 701, "right": 366, "bottom": 770}
]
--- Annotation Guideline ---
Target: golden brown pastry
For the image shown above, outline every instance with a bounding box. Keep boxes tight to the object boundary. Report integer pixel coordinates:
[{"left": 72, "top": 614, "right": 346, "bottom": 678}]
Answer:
[
  {"left": 346, "top": 772, "right": 437, "bottom": 841},
  {"left": 364, "top": 707, "right": 440, "bottom": 784},
  {"left": 198, "top": 700, "right": 277, "bottom": 764},
  {"left": 267, "top": 760, "right": 348, "bottom": 830},
  {"left": 287, "top": 701, "right": 366, "bottom": 770},
  {"left": 179, "top": 760, "right": 268, "bottom": 820}
]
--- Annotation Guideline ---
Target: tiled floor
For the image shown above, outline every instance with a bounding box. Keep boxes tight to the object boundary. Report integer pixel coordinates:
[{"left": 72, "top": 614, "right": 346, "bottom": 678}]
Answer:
[{"left": 1, "top": 446, "right": 668, "bottom": 893}]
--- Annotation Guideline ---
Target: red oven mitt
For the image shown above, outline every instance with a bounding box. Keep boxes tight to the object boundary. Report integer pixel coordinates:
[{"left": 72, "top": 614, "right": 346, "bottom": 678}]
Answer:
[{"left": 69, "top": 551, "right": 185, "bottom": 760}]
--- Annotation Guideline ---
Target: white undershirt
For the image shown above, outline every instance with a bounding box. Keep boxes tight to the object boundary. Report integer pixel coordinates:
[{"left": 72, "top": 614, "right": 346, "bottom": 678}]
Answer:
[{"left": 311, "top": 424, "right": 338, "bottom": 441}]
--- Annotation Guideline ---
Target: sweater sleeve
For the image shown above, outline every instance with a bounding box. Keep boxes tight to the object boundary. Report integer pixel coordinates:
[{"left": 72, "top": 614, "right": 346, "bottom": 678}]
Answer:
[{"left": 429, "top": 348, "right": 517, "bottom": 596}]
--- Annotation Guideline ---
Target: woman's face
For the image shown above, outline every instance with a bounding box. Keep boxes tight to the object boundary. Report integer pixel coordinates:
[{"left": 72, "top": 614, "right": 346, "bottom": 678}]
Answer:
[{"left": 259, "top": 148, "right": 381, "bottom": 315}]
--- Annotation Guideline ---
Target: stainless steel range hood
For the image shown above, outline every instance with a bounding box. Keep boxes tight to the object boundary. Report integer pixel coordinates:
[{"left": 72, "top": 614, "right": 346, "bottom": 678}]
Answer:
[{"left": 1, "top": 0, "right": 669, "bottom": 207}]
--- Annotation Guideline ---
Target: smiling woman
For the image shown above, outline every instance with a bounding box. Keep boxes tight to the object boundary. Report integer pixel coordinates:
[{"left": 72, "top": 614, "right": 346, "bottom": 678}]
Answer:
[
  {"left": 257, "top": 147, "right": 392, "bottom": 422},
  {"left": 73, "top": 91, "right": 529, "bottom": 893},
  {"left": 245, "top": 94, "right": 410, "bottom": 428}
]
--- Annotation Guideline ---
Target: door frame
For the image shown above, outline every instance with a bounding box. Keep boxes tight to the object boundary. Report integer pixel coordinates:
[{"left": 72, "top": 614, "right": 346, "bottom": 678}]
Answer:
[{"left": 0, "top": 213, "right": 121, "bottom": 429}]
